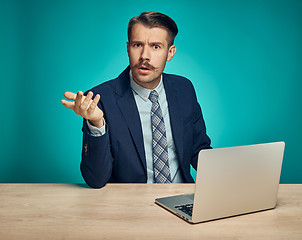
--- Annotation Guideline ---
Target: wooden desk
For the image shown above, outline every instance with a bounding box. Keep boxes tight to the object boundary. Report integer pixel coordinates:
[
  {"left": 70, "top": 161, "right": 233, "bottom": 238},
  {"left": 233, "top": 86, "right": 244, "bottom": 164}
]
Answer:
[{"left": 0, "top": 184, "right": 301, "bottom": 240}]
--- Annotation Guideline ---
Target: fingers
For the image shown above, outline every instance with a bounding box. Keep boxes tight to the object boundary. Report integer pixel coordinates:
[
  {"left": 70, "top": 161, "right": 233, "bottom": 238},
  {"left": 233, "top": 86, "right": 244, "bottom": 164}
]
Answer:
[
  {"left": 74, "top": 91, "right": 84, "bottom": 114},
  {"left": 64, "top": 92, "right": 77, "bottom": 100},
  {"left": 87, "top": 94, "right": 100, "bottom": 113},
  {"left": 61, "top": 99, "right": 75, "bottom": 109},
  {"left": 61, "top": 91, "right": 77, "bottom": 109},
  {"left": 62, "top": 91, "right": 101, "bottom": 120},
  {"left": 80, "top": 91, "right": 93, "bottom": 111}
]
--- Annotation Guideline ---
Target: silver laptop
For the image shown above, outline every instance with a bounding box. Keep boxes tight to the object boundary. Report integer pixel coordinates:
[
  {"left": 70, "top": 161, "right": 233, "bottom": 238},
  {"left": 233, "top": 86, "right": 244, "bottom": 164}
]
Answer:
[{"left": 155, "top": 142, "right": 285, "bottom": 223}]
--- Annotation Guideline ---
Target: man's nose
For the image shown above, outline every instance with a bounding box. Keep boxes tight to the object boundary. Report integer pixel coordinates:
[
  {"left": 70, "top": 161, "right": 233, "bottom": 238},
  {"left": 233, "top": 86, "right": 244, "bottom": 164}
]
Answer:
[{"left": 140, "top": 46, "right": 150, "bottom": 61}]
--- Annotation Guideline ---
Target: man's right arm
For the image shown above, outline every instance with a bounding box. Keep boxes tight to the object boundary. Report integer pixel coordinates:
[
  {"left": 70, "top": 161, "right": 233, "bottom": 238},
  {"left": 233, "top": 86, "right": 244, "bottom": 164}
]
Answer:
[
  {"left": 81, "top": 118, "right": 113, "bottom": 188},
  {"left": 87, "top": 118, "right": 106, "bottom": 137},
  {"left": 61, "top": 91, "right": 113, "bottom": 188}
]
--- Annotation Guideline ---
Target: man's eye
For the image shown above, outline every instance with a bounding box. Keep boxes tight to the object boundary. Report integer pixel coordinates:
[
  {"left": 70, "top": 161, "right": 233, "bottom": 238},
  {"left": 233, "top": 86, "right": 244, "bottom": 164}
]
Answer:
[
  {"left": 153, "top": 45, "right": 160, "bottom": 49},
  {"left": 133, "top": 43, "right": 141, "bottom": 47}
]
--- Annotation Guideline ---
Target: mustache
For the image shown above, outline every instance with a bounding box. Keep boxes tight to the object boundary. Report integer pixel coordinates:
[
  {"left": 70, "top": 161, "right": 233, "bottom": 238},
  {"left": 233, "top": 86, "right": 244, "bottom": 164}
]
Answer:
[{"left": 134, "top": 61, "right": 156, "bottom": 70}]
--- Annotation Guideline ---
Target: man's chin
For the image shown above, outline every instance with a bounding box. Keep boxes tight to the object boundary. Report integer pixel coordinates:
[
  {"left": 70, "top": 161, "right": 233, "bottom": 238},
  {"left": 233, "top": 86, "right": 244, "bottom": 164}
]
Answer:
[{"left": 132, "top": 76, "right": 161, "bottom": 89}]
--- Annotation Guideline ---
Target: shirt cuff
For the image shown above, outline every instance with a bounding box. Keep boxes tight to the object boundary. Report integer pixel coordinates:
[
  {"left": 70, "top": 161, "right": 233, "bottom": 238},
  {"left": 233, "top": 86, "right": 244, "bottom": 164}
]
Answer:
[{"left": 87, "top": 119, "right": 106, "bottom": 137}]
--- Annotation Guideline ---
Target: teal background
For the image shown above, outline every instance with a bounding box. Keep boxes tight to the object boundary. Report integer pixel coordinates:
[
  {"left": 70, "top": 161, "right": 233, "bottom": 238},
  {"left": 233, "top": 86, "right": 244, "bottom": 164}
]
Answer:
[{"left": 1, "top": 0, "right": 301, "bottom": 183}]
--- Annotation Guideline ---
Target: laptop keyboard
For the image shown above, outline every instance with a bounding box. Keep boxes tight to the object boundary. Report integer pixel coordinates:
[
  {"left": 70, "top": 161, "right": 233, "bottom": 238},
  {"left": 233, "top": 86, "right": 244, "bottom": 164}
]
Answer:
[{"left": 175, "top": 203, "right": 193, "bottom": 217}]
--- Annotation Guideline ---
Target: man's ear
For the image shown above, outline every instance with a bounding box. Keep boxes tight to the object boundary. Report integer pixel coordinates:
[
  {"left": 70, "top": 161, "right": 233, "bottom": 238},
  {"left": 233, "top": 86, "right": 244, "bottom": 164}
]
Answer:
[
  {"left": 167, "top": 45, "right": 176, "bottom": 62},
  {"left": 127, "top": 42, "right": 129, "bottom": 54}
]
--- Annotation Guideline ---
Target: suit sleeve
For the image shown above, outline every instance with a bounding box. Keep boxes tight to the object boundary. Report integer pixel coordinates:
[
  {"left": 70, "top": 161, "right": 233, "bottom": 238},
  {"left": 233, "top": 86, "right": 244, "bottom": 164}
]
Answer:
[
  {"left": 190, "top": 85, "right": 212, "bottom": 169},
  {"left": 80, "top": 100, "right": 113, "bottom": 189}
]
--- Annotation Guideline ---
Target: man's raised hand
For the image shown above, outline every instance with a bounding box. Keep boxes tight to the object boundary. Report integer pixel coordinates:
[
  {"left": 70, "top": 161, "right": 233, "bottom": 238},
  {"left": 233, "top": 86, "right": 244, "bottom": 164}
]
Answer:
[{"left": 61, "top": 91, "right": 104, "bottom": 128}]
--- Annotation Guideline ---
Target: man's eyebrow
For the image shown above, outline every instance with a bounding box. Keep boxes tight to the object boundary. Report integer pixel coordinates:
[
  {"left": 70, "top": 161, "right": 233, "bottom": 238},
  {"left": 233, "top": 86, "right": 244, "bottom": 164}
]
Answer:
[
  {"left": 149, "top": 41, "right": 164, "bottom": 45},
  {"left": 130, "top": 40, "right": 164, "bottom": 45}
]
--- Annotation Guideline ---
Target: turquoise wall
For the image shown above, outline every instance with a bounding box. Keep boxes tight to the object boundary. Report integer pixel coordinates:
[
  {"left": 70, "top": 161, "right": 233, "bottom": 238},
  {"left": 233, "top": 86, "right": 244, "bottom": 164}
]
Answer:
[{"left": 1, "top": 0, "right": 301, "bottom": 183}]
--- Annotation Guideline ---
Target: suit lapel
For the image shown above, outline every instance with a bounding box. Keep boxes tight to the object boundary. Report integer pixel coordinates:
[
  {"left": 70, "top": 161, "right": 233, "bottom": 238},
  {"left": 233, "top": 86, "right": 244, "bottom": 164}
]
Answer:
[
  {"left": 163, "top": 74, "right": 184, "bottom": 165},
  {"left": 113, "top": 68, "right": 184, "bottom": 173},
  {"left": 115, "top": 67, "right": 147, "bottom": 172}
]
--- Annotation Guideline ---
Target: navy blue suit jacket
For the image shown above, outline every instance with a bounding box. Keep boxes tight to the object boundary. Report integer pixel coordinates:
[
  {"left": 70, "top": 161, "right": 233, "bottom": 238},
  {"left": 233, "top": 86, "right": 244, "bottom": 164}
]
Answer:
[{"left": 80, "top": 66, "right": 211, "bottom": 188}]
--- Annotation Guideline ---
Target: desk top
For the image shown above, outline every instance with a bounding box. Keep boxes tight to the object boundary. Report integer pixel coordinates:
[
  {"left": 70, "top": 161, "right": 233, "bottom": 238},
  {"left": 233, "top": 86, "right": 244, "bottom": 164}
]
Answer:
[{"left": 0, "top": 184, "right": 301, "bottom": 240}]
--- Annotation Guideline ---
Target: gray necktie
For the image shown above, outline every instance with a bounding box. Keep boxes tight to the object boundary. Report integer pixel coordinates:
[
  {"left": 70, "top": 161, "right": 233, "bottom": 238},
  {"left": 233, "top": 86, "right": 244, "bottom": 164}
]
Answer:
[{"left": 149, "top": 90, "right": 172, "bottom": 183}]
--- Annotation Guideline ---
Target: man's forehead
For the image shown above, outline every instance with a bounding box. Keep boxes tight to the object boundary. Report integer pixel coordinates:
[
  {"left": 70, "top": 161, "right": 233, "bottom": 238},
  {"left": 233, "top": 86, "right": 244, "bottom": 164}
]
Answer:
[{"left": 130, "top": 23, "right": 169, "bottom": 42}]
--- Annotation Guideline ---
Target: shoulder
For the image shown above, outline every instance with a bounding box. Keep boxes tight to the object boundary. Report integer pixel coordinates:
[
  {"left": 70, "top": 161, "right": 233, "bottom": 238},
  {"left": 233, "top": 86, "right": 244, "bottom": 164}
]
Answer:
[{"left": 163, "top": 72, "right": 195, "bottom": 91}]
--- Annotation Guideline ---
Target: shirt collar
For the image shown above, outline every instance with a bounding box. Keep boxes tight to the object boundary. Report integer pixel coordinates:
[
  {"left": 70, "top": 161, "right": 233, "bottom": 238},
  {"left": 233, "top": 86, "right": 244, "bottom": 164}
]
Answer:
[{"left": 129, "top": 70, "right": 164, "bottom": 102}]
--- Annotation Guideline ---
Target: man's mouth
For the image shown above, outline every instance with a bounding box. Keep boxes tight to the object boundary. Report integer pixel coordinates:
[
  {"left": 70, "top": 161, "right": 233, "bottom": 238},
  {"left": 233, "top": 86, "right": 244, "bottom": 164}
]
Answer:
[
  {"left": 139, "top": 66, "right": 150, "bottom": 71},
  {"left": 135, "top": 61, "right": 155, "bottom": 73},
  {"left": 137, "top": 65, "right": 153, "bottom": 74}
]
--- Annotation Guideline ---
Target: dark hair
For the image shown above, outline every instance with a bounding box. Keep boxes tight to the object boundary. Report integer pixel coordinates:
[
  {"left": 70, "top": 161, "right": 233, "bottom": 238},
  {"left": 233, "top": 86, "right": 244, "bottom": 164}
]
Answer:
[{"left": 128, "top": 12, "right": 178, "bottom": 46}]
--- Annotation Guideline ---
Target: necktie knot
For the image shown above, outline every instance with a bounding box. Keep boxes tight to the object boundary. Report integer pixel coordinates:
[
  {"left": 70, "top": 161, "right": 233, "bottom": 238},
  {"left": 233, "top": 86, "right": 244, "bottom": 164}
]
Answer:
[{"left": 149, "top": 90, "right": 159, "bottom": 103}]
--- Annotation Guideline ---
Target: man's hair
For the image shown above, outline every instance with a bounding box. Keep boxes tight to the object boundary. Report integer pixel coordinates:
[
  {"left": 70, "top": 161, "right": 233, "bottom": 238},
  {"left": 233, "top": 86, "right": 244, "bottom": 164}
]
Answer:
[{"left": 128, "top": 12, "right": 178, "bottom": 47}]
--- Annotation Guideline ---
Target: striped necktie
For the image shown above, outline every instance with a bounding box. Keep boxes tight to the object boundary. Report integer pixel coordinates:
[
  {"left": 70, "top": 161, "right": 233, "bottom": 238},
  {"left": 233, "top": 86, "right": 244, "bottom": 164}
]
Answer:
[{"left": 149, "top": 90, "right": 172, "bottom": 183}]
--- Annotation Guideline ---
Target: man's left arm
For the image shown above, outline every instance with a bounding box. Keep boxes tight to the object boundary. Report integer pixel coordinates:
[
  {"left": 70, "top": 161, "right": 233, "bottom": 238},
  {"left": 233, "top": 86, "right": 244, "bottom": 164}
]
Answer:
[{"left": 190, "top": 87, "right": 212, "bottom": 169}]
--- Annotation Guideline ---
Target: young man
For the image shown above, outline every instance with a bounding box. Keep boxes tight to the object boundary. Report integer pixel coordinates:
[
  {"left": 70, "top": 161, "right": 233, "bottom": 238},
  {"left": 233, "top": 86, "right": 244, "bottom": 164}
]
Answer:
[{"left": 61, "top": 12, "right": 211, "bottom": 188}]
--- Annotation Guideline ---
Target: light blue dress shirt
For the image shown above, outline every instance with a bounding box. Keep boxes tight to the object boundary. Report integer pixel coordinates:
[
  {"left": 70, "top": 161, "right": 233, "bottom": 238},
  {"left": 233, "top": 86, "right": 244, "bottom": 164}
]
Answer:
[{"left": 87, "top": 71, "right": 183, "bottom": 183}]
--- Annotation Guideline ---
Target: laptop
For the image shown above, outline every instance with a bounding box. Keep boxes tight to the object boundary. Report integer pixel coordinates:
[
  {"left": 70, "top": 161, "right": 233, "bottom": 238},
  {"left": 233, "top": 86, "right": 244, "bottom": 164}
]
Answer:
[{"left": 155, "top": 142, "right": 285, "bottom": 223}]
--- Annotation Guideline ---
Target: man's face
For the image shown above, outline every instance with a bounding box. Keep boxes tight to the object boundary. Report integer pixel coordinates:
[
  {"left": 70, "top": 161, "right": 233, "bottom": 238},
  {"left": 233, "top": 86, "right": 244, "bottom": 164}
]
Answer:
[{"left": 127, "top": 23, "right": 176, "bottom": 89}]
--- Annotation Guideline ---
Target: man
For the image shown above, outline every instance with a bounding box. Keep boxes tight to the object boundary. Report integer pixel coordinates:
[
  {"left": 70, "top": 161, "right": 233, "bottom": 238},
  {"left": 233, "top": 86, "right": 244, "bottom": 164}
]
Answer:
[{"left": 61, "top": 12, "right": 211, "bottom": 188}]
